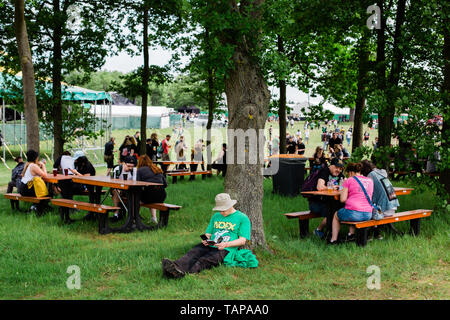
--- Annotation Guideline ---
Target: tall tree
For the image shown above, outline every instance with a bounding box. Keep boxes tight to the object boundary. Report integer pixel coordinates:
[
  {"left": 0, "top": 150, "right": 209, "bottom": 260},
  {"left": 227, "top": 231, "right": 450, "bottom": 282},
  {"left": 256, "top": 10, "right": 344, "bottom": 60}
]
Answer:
[
  {"left": 116, "top": 0, "right": 182, "bottom": 155},
  {"left": 223, "top": 0, "right": 270, "bottom": 248},
  {"left": 14, "top": 0, "right": 40, "bottom": 152},
  {"left": 0, "top": 0, "right": 121, "bottom": 160}
]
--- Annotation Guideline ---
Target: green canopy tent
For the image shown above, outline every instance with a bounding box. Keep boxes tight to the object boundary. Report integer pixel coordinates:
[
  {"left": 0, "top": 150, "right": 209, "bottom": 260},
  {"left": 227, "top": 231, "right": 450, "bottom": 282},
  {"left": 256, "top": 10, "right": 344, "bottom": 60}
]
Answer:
[{"left": 0, "top": 72, "right": 112, "bottom": 162}]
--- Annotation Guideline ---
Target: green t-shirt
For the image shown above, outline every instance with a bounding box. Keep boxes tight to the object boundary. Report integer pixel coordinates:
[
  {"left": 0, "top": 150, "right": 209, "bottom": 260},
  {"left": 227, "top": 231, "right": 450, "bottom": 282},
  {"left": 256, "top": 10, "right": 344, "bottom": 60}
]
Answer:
[{"left": 205, "top": 210, "right": 258, "bottom": 268}]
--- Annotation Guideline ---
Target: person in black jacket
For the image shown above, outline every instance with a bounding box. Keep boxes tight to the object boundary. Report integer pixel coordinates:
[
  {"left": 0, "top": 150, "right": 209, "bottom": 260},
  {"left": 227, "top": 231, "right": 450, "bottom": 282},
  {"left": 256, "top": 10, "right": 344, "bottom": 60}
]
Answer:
[
  {"left": 137, "top": 155, "right": 167, "bottom": 224},
  {"left": 146, "top": 133, "right": 160, "bottom": 161},
  {"left": 104, "top": 137, "right": 115, "bottom": 176},
  {"left": 8, "top": 156, "right": 25, "bottom": 209}
]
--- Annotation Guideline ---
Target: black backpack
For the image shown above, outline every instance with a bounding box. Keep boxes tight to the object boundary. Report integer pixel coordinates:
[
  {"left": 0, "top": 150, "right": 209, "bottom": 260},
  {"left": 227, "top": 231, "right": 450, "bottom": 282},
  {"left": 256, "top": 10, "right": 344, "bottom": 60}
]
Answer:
[{"left": 301, "top": 168, "right": 322, "bottom": 193}]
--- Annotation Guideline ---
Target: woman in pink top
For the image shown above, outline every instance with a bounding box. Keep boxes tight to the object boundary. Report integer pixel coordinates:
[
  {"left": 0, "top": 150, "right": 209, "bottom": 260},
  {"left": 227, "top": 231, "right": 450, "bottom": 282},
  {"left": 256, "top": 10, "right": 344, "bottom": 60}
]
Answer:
[{"left": 330, "top": 162, "right": 374, "bottom": 244}]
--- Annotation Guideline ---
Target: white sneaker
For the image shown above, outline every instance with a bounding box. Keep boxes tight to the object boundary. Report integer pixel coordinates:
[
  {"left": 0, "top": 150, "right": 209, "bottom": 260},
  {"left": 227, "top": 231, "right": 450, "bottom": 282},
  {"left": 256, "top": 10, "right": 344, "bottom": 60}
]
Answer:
[{"left": 152, "top": 216, "right": 158, "bottom": 224}]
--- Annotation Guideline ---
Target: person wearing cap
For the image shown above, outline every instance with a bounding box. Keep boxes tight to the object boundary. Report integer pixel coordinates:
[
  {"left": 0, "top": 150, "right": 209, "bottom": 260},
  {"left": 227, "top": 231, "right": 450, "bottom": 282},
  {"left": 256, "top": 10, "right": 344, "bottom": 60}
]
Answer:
[
  {"left": 329, "top": 162, "right": 374, "bottom": 244},
  {"left": 308, "top": 158, "right": 345, "bottom": 239},
  {"left": 162, "top": 193, "right": 258, "bottom": 278},
  {"left": 7, "top": 156, "right": 25, "bottom": 210}
]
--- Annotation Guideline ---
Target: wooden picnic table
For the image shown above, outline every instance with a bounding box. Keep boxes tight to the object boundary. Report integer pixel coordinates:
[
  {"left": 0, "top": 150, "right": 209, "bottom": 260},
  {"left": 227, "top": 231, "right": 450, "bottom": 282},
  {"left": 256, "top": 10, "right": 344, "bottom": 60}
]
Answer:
[
  {"left": 301, "top": 187, "right": 414, "bottom": 201},
  {"left": 301, "top": 187, "right": 414, "bottom": 240},
  {"left": 43, "top": 173, "right": 74, "bottom": 184},
  {"left": 72, "top": 176, "right": 163, "bottom": 233}
]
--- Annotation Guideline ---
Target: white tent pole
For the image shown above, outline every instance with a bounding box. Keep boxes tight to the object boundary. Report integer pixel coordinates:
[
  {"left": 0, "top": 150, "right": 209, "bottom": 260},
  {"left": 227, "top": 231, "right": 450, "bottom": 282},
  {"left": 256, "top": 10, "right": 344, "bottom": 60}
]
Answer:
[
  {"left": 109, "top": 98, "right": 112, "bottom": 140},
  {"left": 2, "top": 98, "right": 6, "bottom": 161},
  {"left": 81, "top": 100, "right": 84, "bottom": 150},
  {"left": 94, "top": 99, "right": 97, "bottom": 150},
  {"left": 13, "top": 108, "right": 16, "bottom": 150},
  {"left": 20, "top": 112, "right": 23, "bottom": 157}
]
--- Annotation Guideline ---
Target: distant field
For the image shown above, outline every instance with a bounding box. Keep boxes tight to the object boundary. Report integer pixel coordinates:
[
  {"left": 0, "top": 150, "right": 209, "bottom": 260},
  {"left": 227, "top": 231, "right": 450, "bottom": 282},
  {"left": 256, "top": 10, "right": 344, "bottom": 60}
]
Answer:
[{"left": 0, "top": 120, "right": 378, "bottom": 187}]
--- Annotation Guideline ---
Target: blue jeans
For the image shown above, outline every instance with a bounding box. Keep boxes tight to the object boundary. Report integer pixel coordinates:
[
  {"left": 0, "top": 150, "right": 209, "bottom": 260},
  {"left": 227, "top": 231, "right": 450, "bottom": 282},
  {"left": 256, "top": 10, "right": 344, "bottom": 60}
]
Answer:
[
  {"left": 337, "top": 208, "right": 371, "bottom": 222},
  {"left": 309, "top": 200, "right": 328, "bottom": 217}
]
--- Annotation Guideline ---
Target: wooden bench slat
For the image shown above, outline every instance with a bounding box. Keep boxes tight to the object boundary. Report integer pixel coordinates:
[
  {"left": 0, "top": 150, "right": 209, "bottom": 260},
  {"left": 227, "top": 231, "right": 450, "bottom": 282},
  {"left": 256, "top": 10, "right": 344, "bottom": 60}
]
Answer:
[
  {"left": 284, "top": 211, "right": 321, "bottom": 220},
  {"left": 51, "top": 199, "right": 120, "bottom": 214},
  {"left": 4, "top": 193, "right": 51, "bottom": 203},
  {"left": 140, "top": 202, "right": 182, "bottom": 211},
  {"left": 167, "top": 170, "right": 212, "bottom": 177},
  {"left": 341, "top": 209, "right": 432, "bottom": 229}
]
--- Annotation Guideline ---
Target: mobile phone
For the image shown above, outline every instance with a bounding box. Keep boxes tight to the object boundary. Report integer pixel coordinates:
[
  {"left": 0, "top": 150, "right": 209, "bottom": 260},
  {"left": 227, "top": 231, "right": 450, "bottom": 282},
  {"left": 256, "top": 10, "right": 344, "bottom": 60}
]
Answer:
[{"left": 200, "top": 234, "right": 208, "bottom": 241}]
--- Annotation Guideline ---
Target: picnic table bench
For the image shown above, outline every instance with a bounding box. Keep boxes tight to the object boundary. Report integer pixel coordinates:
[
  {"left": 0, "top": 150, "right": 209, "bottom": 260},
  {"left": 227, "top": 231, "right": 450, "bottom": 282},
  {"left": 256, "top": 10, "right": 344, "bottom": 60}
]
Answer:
[
  {"left": 166, "top": 170, "right": 212, "bottom": 183},
  {"left": 284, "top": 209, "right": 432, "bottom": 246},
  {"left": 140, "top": 202, "right": 182, "bottom": 228},
  {"left": 285, "top": 187, "right": 417, "bottom": 240},
  {"left": 4, "top": 193, "right": 51, "bottom": 214},
  {"left": 341, "top": 209, "right": 433, "bottom": 246},
  {"left": 51, "top": 198, "right": 120, "bottom": 234}
]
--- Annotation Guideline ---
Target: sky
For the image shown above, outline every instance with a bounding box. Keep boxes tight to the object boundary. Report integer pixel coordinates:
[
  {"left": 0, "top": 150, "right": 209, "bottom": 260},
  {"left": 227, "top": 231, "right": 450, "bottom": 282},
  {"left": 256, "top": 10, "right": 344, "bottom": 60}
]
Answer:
[{"left": 101, "top": 48, "right": 322, "bottom": 105}]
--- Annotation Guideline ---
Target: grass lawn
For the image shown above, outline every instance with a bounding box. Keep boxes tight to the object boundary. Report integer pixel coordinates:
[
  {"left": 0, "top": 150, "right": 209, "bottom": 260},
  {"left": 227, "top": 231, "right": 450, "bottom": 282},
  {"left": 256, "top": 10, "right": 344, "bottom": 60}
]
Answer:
[{"left": 0, "top": 174, "right": 448, "bottom": 300}]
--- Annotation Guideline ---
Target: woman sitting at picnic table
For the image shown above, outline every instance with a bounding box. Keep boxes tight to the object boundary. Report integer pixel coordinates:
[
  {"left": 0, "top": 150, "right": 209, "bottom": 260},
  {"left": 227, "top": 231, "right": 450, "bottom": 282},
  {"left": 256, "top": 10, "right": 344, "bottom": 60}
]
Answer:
[
  {"left": 310, "top": 146, "right": 327, "bottom": 174},
  {"left": 136, "top": 155, "right": 167, "bottom": 224},
  {"left": 18, "top": 150, "right": 49, "bottom": 212},
  {"left": 110, "top": 160, "right": 134, "bottom": 222},
  {"left": 361, "top": 159, "right": 400, "bottom": 240},
  {"left": 329, "top": 162, "right": 374, "bottom": 244}
]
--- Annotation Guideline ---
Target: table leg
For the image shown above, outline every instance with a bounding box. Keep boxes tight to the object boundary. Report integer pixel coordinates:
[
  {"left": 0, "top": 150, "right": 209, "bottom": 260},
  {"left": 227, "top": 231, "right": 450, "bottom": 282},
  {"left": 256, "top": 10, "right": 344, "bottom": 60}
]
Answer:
[{"left": 109, "top": 189, "right": 134, "bottom": 233}]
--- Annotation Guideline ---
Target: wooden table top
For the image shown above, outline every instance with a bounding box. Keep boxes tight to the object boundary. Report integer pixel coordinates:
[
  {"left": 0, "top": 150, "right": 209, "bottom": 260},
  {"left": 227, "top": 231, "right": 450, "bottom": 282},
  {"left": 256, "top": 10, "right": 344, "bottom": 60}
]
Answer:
[
  {"left": 301, "top": 187, "right": 414, "bottom": 200},
  {"left": 72, "top": 176, "right": 162, "bottom": 190},
  {"left": 43, "top": 174, "right": 74, "bottom": 184}
]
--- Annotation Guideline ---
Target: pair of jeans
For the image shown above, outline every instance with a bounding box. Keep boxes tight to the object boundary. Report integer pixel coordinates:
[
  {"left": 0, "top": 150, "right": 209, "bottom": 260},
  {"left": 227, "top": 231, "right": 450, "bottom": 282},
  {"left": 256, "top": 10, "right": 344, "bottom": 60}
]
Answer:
[{"left": 174, "top": 243, "right": 229, "bottom": 274}]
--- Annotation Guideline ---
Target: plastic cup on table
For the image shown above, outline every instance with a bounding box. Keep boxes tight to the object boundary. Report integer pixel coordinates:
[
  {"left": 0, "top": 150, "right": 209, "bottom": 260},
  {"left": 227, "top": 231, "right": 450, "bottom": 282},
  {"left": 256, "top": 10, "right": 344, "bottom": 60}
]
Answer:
[
  {"left": 53, "top": 169, "right": 57, "bottom": 177},
  {"left": 123, "top": 173, "right": 128, "bottom": 181},
  {"left": 64, "top": 168, "right": 69, "bottom": 176}
]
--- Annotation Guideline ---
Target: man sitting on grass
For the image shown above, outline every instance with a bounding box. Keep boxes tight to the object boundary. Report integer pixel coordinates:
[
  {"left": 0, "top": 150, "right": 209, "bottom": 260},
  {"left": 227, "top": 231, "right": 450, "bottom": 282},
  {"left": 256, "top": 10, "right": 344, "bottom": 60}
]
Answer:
[{"left": 162, "top": 193, "right": 258, "bottom": 278}]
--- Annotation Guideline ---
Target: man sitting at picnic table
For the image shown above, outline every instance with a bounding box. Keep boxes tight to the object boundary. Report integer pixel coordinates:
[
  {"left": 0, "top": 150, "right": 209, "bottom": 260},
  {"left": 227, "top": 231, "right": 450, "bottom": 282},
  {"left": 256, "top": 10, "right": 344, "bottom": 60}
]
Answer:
[
  {"left": 309, "top": 158, "right": 345, "bottom": 239},
  {"left": 162, "top": 193, "right": 258, "bottom": 278}
]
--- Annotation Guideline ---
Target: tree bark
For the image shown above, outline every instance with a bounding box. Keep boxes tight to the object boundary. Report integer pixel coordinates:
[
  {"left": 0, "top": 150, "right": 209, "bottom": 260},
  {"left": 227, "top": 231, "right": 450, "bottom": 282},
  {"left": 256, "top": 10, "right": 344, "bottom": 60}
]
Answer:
[
  {"left": 352, "top": 31, "right": 370, "bottom": 152},
  {"left": 140, "top": 5, "right": 149, "bottom": 156},
  {"left": 439, "top": 2, "right": 450, "bottom": 199},
  {"left": 14, "top": 0, "right": 40, "bottom": 152},
  {"left": 377, "top": 0, "right": 406, "bottom": 149},
  {"left": 224, "top": 47, "right": 270, "bottom": 249},
  {"left": 277, "top": 34, "right": 287, "bottom": 154},
  {"left": 206, "top": 67, "right": 215, "bottom": 170},
  {"left": 349, "top": 108, "right": 355, "bottom": 122},
  {"left": 52, "top": 0, "right": 64, "bottom": 160},
  {"left": 205, "top": 28, "right": 215, "bottom": 170}
]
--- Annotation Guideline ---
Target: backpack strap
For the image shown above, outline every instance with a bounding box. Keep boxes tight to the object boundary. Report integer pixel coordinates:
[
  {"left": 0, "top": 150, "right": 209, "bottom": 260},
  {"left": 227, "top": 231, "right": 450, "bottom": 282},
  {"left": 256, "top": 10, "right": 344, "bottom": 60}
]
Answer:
[{"left": 353, "top": 176, "right": 377, "bottom": 210}]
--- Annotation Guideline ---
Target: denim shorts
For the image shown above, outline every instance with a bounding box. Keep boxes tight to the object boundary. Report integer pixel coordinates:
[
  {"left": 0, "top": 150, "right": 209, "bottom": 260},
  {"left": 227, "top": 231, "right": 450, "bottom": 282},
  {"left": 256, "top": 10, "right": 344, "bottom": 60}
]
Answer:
[{"left": 337, "top": 208, "right": 371, "bottom": 222}]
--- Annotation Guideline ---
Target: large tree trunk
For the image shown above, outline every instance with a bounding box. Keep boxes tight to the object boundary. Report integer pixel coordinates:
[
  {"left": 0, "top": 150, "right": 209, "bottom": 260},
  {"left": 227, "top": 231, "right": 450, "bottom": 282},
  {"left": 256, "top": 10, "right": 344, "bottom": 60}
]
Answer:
[
  {"left": 224, "top": 48, "right": 270, "bottom": 249},
  {"left": 140, "top": 6, "right": 149, "bottom": 156},
  {"left": 205, "top": 28, "right": 215, "bottom": 170},
  {"left": 349, "top": 108, "right": 355, "bottom": 122},
  {"left": 378, "top": 0, "right": 406, "bottom": 149},
  {"left": 440, "top": 2, "right": 450, "bottom": 199},
  {"left": 14, "top": 0, "right": 40, "bottom": 152},
  {"left": 352, "top": 31, "right": 370, "bottom": 152},
  {"left": 277, "top": 34, "right": 287, "bottom": 154},
  {"left": 376, "top": 1, "right": 389, "bottom": 149},
  {"left": 52, "top": 0, "right": 64, "bottom": 160},
  {"left": 206, "top": 67, "right": 215, "bottom": 170}
]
